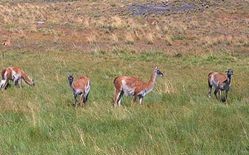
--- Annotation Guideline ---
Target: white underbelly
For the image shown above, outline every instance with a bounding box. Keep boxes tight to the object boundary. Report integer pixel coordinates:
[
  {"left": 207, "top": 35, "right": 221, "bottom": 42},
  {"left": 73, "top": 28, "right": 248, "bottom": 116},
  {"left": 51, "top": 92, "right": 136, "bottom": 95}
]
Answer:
[
  {"left": 211, "top": 80, "right": 218, "bottom": 89},
  {"left": 123, "top": 88, "right": 135, "bottom": 96},
  {"left": 84, "top": 81, "right": 91, "bottom": 97},
  {"left": 138, "top": 87, "right": 153, "bottom": 97},
  {"left": 121, "top": 80, "right": 135, "bottom": 96},
  {"left": 74, "top": 89, "right": 83, "bottom": 95}
]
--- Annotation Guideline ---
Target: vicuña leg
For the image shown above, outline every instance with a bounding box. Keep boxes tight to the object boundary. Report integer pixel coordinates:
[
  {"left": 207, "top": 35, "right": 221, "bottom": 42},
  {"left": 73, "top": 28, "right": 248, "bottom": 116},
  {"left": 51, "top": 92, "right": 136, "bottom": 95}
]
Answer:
[
  {"left": 138, "top": 95, "right": 143, "bottom": 104},
  {"left": 114, "top": 89, "right": 123, "bottom": 107},
  {"left": 208, "top": 82, "right": 212, "bottom": 98},
  {"left": 214, "top": 88, "right": 219, "bottom": 100}
]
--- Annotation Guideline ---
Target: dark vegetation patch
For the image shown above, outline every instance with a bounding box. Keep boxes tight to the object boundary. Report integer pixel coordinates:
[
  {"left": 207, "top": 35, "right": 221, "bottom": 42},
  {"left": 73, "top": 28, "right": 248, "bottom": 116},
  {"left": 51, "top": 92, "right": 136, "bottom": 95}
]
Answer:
[{"left": 127, "top": 1, "right": 209, "bottom": 16}]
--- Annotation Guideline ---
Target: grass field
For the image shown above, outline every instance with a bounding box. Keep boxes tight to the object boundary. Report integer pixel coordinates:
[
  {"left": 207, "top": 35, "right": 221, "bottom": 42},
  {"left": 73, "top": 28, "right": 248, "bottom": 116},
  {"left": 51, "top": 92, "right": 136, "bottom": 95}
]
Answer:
[
  {"left": 0, "top": 0, "right": 249, "bottom": 154},
  {"left": 0, "top": 50, "right": 249, "bottom": 154}
]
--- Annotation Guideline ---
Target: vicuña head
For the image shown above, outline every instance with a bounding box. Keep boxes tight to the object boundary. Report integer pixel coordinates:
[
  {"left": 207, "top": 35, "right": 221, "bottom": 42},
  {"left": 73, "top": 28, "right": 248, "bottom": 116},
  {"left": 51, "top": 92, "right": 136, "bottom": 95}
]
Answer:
[
  {"left": 0, "top": 66, "right": 34, "bottom": 90},
  {"left": 208, "top": 68, "right": 233, "bottom": 102},
  {"left": 68, "top": 74, "right": 74, "bottom": 87},
  {"left": 225, "top": 69, "right": 233, "bottom": 81},
  {"left": 154, "top": 66, "right": 164, "bottom": 77},
  {"left": 113, "top": 66, "right": 164, "bottom": 107},
  {"left": 67, "top": 73, "right": 91, "bottom": 107}
]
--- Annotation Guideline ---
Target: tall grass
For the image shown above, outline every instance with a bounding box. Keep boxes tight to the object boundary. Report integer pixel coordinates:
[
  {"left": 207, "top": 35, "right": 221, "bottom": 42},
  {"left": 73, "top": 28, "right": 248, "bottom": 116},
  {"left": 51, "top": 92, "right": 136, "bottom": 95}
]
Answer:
[{"left": 0, "top": 50, "right": 249, "bottom": 154}]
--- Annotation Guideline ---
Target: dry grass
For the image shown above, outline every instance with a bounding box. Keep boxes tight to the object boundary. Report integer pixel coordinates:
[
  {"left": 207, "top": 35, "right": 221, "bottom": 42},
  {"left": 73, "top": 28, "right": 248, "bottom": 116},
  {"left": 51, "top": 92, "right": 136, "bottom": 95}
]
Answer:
[
  {"left": 86, "top": 32, "right": 97, "bottom": 44},
  {"left": 163, "top": 35, "right": 173, "bottom": 46},
  {"left": 111, "top": 16, "right": 126, "bottom": 29},
  {"left": 110, "top": 33, "right": 119, "bottom": 44},
  {"left": 124, "top": 32, "right": 135, "bottom": 44},
  {"left": 145, "top": 32, "right": 154, "bottom": 44},
  {"left": 0, "top": 0, "right": 248, "bottom": 53}
]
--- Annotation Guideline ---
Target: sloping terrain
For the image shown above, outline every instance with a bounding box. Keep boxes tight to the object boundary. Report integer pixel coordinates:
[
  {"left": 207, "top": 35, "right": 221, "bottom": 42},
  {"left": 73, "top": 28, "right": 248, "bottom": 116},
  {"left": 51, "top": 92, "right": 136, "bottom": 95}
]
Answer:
[{"left": 0, "top": 0, "right": 248, "bottom": 54}]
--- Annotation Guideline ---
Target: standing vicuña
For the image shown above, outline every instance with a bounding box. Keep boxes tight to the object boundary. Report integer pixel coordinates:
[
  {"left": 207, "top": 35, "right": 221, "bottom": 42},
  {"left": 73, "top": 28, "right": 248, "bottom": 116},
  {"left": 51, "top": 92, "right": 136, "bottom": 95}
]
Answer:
[
  {"left": 68, "top": 74, "right": 91, "bottom": 106},
  {"left": 113, "top": 66, "right": 164, "bottom": 107},
  {"left": 208, "top": 69, "right": 233, "bottom": 102},
  {"left": 0, "top": 67, "right": 35, "bottom": 90}
]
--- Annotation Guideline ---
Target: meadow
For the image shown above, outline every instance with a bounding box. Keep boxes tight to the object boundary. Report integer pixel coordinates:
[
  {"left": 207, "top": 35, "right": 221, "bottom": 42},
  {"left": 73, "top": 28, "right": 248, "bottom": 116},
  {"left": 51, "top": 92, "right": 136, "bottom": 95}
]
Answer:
[
  {"left": 0, "top": 50, "right": 249, "bottom": 154},
  {"left": 0, "top": 0, "right": 249, "bottom": 154}
]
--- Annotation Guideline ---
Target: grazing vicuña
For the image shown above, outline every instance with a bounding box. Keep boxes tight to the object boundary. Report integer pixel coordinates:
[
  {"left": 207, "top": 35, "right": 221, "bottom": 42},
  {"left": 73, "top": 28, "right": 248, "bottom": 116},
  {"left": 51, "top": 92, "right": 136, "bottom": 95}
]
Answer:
[{"left": 0, "top": 66, "right": 35, "bottom": 90}]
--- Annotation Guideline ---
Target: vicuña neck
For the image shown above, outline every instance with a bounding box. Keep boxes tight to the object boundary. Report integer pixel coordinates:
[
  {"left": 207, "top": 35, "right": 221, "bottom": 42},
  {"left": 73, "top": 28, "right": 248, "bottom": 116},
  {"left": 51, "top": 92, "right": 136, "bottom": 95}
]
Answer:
[
  {"left": 68, "top": 79, "right": 73, "bottom": 87},
  {"left": 22, "top": 73, "right": 33, "bottom": 86},
  {"left": 227, "top": 75, "right": 232, "bottom": 84},
  {"left": 147, "top": 70, "right": 157, "bottom": 89},
  {"left": 24, "top": 77, "right": 33, "bottom": 85}
]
